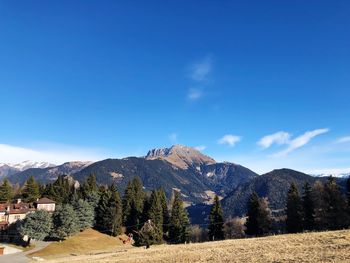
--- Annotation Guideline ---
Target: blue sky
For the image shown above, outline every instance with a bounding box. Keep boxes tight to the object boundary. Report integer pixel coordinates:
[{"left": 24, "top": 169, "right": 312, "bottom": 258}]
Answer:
[{"left": 0, "top": 1, "right": 349, "bottom": 174}]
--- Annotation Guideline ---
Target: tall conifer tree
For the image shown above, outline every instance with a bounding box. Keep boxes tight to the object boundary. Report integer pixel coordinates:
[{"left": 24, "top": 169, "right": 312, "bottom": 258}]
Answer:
[
  {"left": 108, "top": 184, "right": 123, "bottom": 236},
  {"left": 158, "top": 188, "right": 170, "bottom": 237},
  {"left": 22, "top": 176, "right": 40, "bottom": 202},
  {"left": 208, "top": 195, "right": 224, "bottom": 241},
  {"left": 169, "top": 191, "right": 189, "bottom": 244},
  {"left": 146, "top": 189, "right": 163, "bottom": 243},
  {"left": 286, "top": 183, "right": 303, "bottom": 233},
  {"left": 312, "top": 181, "right": 327, "bottom": 230},
  {"left": 95, "top": 186, "right": 111, "bottom": 232},
  {"left": 302, "top": 182, "right": 315, "bottom": 231},
  {"left": 245, "top": 192, "right": 260, "bottom": 236},
  {"left": 0, "top": 178, "right": 14, "bottom": 202},
  {"left": 122, "top": 177, "right": 145, "bottom": 233},
  {"left": 73, "top": 199, "right": 94, "bottom": 231},
  {"left": 95, "top": 185, "right": 123, "bottom": 236},
  {"left": 52, "top": 204, "right": 79, "bottom": 240},
  {"left": 245, "top": 192, "right": 272, "bottom": 236},
  {"left": 323, "top": 177, "right": 348, "bottom": 230}
]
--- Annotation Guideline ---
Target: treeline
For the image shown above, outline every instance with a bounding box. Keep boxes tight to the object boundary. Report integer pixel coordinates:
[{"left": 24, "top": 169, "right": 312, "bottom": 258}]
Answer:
[
  {"left": 1, "top": 175, "right": 191, "bottom": 246},
  {"left": 244, "top": 177, "right": 350, "bottom": 236},
  {"left": 1, "top": 175, "right": 349, "bottom": 246}
]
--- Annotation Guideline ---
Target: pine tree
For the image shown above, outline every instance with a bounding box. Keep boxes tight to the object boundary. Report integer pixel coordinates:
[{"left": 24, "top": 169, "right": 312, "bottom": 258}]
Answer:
[
  {"left": 73, "top": 199, "right": 94, "bottom": 231},
  {"left": 19, "top": 210, "right": 52, "bottom": 246},
  {"left": 80, "top": 173, "right": 98, "bottom": 198},
  {"left": 135, "top": 219, "right": 160, "bottom": 248},
  {"left": 108, "top": 185, "right": 123, "bottom": 236},
  {"left": 50, "top": 175, "right": 72, "bottom": 204},
  {"left": 43, "top": 183, "right": 56, "bottom": 200},
  {"left": 257, "top": 197, "right": 272, "bottom": 235},
  {"left": 0, "top": 178, "right": 14, "bottom": 202},
  {"left": 312, "top": 181, "right": 327, "bottom": 230},
  {"left": 95, "top": 186, "right": 111, "bottom": 232},
  {"left": 122, "top": 177, "right": 145, "bottom": 234},
  {"left": 85, "top": 190, "right": 100, "bottom": 209},
  {"left": 286, "top": 183, "right": 303, "bottom": 233},
  {"left": 208, "top": 195, "right": 224, "bottom": 241},
  {"left": 323, "top": 176, "right": 348, "bottom": 230},
  {"left": 95, "top": 185, "right": 122, "bottom": 236},
  {"left": 302, "top": 182, "right": 315, "bottom": 231},
  {"left": 245, "top": 192, "right": 260, "bottom": 236},
  {"left": 52, "top": 204, "right": 79, "bottom": 240},
  {"left": 245, "top": 192, "right": 272, "bottom": 236},
  {"left": 146, "top": 190, "right": 163, "bottom": 243},
  {"left": 86, "top": 173, "right": 98, "bottom": 192},
  {"left": 169, "top": 191, "right": 189, "bottom": 244},
  {"left": 158, "top": 188, "right": 170, "bottom": 238},
  {"left": 22, "top": 176, "right": 40, "bottom": 202}
]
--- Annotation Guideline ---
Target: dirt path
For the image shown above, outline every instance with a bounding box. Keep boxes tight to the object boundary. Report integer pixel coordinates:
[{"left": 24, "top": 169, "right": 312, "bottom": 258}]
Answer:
[{"left": 0, "top": 241, "right": 49, "bottom": 263}]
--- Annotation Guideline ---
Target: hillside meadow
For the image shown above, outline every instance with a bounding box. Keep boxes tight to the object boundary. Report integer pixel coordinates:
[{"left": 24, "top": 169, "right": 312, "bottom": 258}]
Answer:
[{"left": 30, "top": 229, "right": 350, "bottom": 263}]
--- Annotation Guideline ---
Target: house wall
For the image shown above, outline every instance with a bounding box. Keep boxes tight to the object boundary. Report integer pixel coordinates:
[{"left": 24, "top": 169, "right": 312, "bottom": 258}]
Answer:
[
  {"left": 8, "top": 213, "right": 26, "bottom": 224},
  {"left": 37, "top": 203, "right": 55, "bottom": 212},
  {"left": 0, "top": 212, "right": 6, "bottom": 222}
]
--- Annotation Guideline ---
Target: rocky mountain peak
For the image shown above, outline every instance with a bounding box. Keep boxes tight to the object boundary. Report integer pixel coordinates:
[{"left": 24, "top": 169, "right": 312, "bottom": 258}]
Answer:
[{"left": 146, "top": 145, "right": 216, "bottom": 169}]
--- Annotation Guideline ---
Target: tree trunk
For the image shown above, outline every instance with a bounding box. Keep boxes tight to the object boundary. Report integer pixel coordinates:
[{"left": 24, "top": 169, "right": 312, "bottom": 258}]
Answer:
[{"left": 27, "top": 237, "right": 31, "bottom": 247}]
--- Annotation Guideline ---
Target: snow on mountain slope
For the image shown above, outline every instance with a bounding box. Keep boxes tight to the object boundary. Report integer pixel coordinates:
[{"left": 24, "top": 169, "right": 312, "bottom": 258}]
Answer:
[{"left": 0, "top": 161, "right": 56, "bottom": 177}]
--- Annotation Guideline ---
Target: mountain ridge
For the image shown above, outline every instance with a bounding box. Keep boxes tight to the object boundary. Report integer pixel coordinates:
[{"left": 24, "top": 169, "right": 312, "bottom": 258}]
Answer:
[
  {"left": 146, "top": 144, "right": 216, "bottom": 169},
  {"left": 7, "top": 161, "right": 92, "bottom": 185}
]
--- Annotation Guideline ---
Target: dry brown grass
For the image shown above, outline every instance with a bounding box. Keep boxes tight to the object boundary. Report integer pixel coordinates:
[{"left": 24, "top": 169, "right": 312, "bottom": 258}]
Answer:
[
  {"left": 29, "top": 228, "right": 130, "bottom": 259},
  {"left": 32, "top": 229, "right": 350, "bottom": 263}
]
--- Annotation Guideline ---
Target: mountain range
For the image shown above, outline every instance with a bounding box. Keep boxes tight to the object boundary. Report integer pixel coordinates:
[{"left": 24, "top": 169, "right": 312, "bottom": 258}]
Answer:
[
  {"left": 2, "top": 145, "right": 348, "bottom": 221},
  {"left": 0, "top": 161, "right": 55, "bottom": 177},
  {"left": 7, "top": 161, "right": 92, "bottom": 185}
]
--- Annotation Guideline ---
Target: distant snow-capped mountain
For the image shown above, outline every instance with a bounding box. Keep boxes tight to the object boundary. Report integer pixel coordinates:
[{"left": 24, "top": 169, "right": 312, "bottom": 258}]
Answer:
[
  {"left": 8, "top": 161, "right": 93, "bottom": 184},
  {"left": 0, "top": 161, "right": 56, "bottom": 177},
  {"left": 5, "top": 161, "right": 55, "bottom": 170},
  {"left": 314, "top": 173, "right": 350, "bottom": 179}
]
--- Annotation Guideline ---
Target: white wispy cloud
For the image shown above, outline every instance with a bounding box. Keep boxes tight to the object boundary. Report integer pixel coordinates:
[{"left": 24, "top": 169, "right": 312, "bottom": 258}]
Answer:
[
  {"left": 190, "top": 56, "right": 212, "bottom": 82},
  {"left": 0, "top": 143, "right": 107, "bottom": 165},
  {"left": 274, "top": 128, "right": 329, "bottom": 156},
  {"left": 337, "top": 136, "right": 350, "bottom": 143},
  {"left": 185, "top": 56, "right": 213, "bottom": 101},
  {"left": 195, "top": 145, "right": 207, "bottom": 151},
  {"left": 169, "top": 133, "right": 178, "bottom": 143},
  {"left": 258, "top": 131, "right": 291, "bottom": 149},
  {"left": 218, "top": 134, "right": 241, "bottom": 147},
  {"left": 187, "top": 88, "right": 202, "bottom": 101}
]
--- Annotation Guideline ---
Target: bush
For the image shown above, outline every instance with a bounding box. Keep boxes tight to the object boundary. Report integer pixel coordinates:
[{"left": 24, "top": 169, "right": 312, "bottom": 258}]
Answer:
[
  {"left": 188, "top": 225, "right": 208, "bottom": 243},
  {"left": 224, "top": 218, "right": 245, "bottom": 239}
]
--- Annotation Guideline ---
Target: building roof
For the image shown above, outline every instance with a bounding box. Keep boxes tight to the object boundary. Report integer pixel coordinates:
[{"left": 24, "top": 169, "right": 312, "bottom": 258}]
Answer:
[
  {"left": 36, "top": 197, "right": 55, "bottom": 204},
  {"left": 8, "top": 203, "right": 35, "bottom": 214}
]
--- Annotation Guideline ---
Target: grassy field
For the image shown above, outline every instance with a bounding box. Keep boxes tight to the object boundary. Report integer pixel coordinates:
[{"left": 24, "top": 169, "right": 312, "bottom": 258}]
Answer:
[
  {"left": 29, "top": 228, "right": 130, "bottom": 259},
  {"left": 30, "top": 229, "right": 350, "bottom": 263}
]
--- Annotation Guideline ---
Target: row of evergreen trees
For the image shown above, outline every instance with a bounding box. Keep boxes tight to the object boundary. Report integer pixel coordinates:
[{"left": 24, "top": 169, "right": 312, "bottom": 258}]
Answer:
[
  {"left": 4, "top": 175, "right": 191, "bottom": 246},
  {"left": 0, "top": 177, "right": 41, "bottom": 203},
  {"left": 3, "top": 174, "right": 350, "bottom": 245},
  {"left": 286, "top": 177, "right": 350, "bottom": 233},
  {"left": 19, "top": 198, "right": 95, "bottom": 244},
  {"left": 244, "top": 177, "right": 350, "bottom": 237}
]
